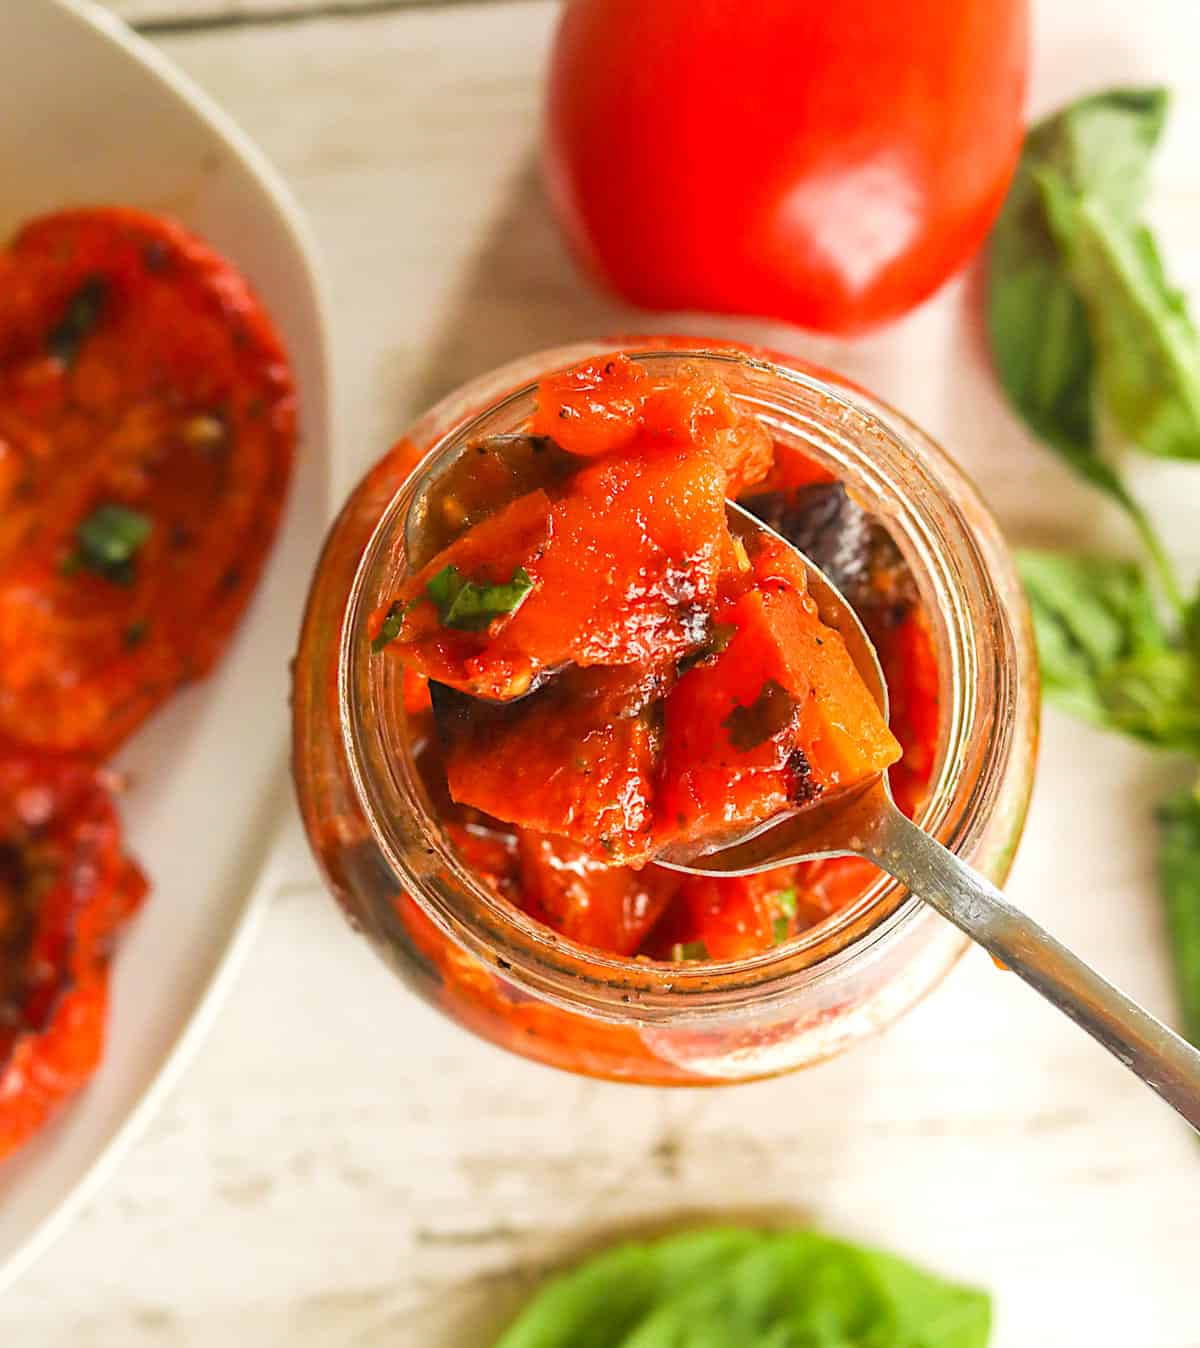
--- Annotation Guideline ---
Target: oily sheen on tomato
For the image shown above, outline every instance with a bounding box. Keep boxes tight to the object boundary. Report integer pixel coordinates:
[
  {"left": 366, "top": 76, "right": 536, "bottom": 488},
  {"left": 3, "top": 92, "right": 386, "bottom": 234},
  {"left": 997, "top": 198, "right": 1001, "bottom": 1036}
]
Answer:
[{"left": 544, "top": 0, "right": 1029, "bottom": 334}]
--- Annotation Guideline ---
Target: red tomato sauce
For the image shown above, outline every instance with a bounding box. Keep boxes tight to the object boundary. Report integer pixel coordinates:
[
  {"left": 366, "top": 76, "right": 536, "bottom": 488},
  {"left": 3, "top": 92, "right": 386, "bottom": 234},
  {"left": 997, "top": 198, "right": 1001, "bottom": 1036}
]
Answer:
[{"left": 378, "top": 357, "right": 939, "bottom": 964}]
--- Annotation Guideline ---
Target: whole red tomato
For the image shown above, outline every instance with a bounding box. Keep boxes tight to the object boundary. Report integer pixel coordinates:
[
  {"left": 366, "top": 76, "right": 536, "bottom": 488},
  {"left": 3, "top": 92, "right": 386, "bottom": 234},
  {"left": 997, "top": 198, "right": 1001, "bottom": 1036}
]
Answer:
[{"left": 545, "top": 0, "right": 1029, "bottom": 334}]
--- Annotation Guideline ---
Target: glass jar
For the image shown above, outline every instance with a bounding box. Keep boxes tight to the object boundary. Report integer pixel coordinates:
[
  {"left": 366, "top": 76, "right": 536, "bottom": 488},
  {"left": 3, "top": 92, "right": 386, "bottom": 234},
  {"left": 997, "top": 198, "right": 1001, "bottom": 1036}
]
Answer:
[{"left": 292, "top": 341, "right": 1037, "bottom": 1084}]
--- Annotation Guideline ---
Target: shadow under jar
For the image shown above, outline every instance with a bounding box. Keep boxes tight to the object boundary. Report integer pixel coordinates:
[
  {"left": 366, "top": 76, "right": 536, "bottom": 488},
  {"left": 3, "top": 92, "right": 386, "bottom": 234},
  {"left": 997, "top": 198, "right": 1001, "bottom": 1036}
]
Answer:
[{"left": 292, "top": 342, "right": 1037, "bottom": 1084}]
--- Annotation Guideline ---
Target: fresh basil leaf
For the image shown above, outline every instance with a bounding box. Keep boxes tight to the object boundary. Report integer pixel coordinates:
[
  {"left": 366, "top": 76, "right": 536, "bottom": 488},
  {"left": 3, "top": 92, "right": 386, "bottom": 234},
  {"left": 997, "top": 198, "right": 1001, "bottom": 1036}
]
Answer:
[
  {"left": 987, "top": 87, "right": 1192, "bottom": 599},
  {"left": 983, "top": 89, "right": 1166, "bottom": 475},
  {"left": 1021, "top": 85, "right": 1200, "bottom": 461},
  {"left": 1018, "top": 549, "right": 1200, "bottom": 751},
  {"left": 371, "top": 597, "right": 420, "bottom": 653},
  {"left": 493, "top": 1230, "right": 766, "bottom": 1348},
  {"left": 987, "top": 141, "right": 1096, "bottom": 465},
  {"left": 426, "top": 564, "right": 533, "bottom": 632},
  {"left": 1040, "top": 87, "right": 1166, "bottom": 224},
  {"left": 618, "top": 1232, "right": 990, "bottom": 1348},
  {"left": 1157, "top": 786, "right": 1200, "bottom": 1049},
  {"left": 987, "top": 87, "right": 1168, "bottom": 453},
  {"left": 1069, "top": 206, "right": 1200, "bottom": 460},
  {"left": 46, "top": 275, "right": 108, "bottom": 367},
  {"left": 495, "top": 1230, "right": 989, "bottom": 1348},
  {"left": 62, "top": 504, "right": 152, "bottom": 586}
]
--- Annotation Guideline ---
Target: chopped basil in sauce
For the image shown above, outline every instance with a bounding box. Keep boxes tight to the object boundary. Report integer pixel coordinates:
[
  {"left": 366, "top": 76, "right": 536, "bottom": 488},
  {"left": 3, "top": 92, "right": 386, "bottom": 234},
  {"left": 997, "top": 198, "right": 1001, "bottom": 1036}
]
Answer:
[
  {"left": 371, "top": 599, "right": 415, "bottom": 653},
  {"left": 426, "top": 564, "right": 534, "bottom": 632},
  {"left": 46, "top": 276, "right": 108, "bottom": 367},
  {"left": 62, "top": 504, "right": 152, "bottom": 586}
]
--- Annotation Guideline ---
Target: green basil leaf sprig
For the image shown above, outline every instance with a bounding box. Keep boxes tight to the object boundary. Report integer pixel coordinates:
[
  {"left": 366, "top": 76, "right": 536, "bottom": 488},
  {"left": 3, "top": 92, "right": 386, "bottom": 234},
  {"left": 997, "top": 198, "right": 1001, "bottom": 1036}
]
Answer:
[
  {"left": 61, "top": 503, "right": 152, "bottom": 587},
  {"left": 1158, "top": 786, "right": 1200, "bottom": 1050},
  {"left": 371, "top": 563, "right": 535, "bottom": 652},
  {"left": 987, "top": 87, "right": 1200, "bottom": 608},
  {"left": 426, "top": 563, "right": 533, "bottom": 631},
  {"left": 494, "top": 1230, "right": 762, "bottom": 1348},
  {"left": 993, "top": 86, "right": 1200, "bottom": 1069},
  {"left": 494, "top": 1228, "right": 990, "bottom": 1348},
  {"left": 1018, "top": 551, "right": 1200, "bottom": 753}
]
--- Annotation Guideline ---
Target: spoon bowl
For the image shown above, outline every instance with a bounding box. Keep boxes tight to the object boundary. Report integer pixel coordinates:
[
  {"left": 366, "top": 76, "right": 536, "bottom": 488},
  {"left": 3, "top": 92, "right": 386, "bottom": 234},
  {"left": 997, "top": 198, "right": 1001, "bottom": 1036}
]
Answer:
[
  {"left": 657, "top": 500, "right": 893, "bottom": 871},
  {"left": 656, "top": 509, "right": 1200, "bottom": 1134}
]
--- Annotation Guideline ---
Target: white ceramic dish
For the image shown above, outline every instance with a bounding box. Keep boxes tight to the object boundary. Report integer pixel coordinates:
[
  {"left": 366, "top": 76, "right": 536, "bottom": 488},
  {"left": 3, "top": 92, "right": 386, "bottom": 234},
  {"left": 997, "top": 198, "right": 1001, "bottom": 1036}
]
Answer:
[{"left": 0, "top": 0, "right": 333, "bottom": 1289}]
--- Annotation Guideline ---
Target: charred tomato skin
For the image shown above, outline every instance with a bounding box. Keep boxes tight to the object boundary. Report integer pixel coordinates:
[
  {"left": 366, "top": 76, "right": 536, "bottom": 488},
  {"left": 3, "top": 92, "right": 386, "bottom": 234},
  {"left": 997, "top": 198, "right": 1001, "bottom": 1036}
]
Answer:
[{"left": 0, "top": 748, "right": 146, "bottom": 1160}]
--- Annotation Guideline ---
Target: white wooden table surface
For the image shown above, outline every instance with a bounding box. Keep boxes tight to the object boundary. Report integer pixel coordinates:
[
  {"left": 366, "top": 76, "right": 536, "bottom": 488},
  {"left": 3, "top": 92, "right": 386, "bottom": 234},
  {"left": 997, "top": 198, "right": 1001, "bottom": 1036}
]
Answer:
[{"left": 9, "top": 1, "right": 1200, "bottom": 1343}]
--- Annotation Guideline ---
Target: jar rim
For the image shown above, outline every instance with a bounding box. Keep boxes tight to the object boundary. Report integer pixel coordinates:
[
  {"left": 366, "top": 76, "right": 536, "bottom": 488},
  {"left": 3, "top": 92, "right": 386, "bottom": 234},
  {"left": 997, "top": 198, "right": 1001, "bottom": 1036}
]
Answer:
[{"left": 338, "top": 341, "right": 1021, "bottom": 1023}]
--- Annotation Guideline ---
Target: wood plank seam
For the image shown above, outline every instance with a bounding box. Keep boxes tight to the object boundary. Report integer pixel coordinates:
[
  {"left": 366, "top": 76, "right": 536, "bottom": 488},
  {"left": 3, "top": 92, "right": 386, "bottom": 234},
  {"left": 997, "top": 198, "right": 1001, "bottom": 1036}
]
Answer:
[{"left": 133, "top": 0, "right": 519, "bottom": 37}]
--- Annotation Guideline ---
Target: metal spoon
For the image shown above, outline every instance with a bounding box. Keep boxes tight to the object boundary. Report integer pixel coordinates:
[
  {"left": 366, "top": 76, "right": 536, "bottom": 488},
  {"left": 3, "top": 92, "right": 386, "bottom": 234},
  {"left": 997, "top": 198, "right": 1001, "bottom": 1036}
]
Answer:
[
  {"left": 404, "top": 436, "right": 1200, "bottom": 1129},
  {"left": 655, "top": 503, "right": 1200, "bottom": 1132}
]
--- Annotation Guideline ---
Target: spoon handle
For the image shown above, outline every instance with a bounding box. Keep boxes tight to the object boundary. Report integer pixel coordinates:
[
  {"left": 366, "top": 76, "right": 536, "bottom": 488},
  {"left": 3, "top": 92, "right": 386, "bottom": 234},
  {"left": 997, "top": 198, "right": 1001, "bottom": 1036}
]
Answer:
[{"left": 863, "top": 798, "right": 1200, "bottom": 1133}]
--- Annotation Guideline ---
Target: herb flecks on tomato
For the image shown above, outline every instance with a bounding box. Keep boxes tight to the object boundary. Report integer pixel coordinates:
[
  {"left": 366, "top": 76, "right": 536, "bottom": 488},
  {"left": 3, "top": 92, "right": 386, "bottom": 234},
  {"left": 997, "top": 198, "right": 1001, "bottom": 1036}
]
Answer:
[
  {"left": 61, "top": 503, "right": 153, "bottom": 587},
  {"left": 379, "top": 447, "right": 730, "bottom": 699},
  {"left": 0, "top": 749, "right": 146, "bottom": 1161},
  {"left": 393, "top": 381, "right": 941, "bottom": 963},
  {"left": 0, "top": 207, "right": 296, "bottom": 756},
  {"left": 383, "top": 356, "right": 900, "bottom": 878}
]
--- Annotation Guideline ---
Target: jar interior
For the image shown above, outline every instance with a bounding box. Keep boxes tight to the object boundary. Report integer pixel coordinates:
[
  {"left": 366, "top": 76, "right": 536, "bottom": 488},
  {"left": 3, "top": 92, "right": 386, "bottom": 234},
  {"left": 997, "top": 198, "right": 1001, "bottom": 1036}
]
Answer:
[{"left": 338, "top": 348, "right": 1016, "bottom": 1022}]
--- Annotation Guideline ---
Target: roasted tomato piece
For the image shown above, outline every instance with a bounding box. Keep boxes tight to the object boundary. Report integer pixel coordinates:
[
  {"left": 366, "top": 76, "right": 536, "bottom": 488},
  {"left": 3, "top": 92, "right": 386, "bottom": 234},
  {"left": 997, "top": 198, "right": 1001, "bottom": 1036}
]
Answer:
[
  {"left": 0, "top": 749, "right": 147, "bottom": 1160},
  {"left": 531, "top": 353, "right": 648, "bottom": 457},
  {"left": 371, "top": 489, "right": 554, "bottom": 700},
  {"left": 436, "top": 664, "right": 670, "bottom": 864},
  {"left": 401, "top": 667, "right": 433, "bottom": 716},
  {"left": 503, "top": 445, "right": 727, "bottom": 669},
  {"left": 531, "top": 354, "right": 773, "bottom": 494},
  {"left": 647, "top": 869, "right": 803, "bottom": 962},
  {"left": 379, "top": 447, "right": 728, "bottom": 696},
  {"left": 444, "top": 820, "right": 521, "bottom": 903},
  {"left": 657, "top": 539, "right": 900, "bottom": 850},
  {"left": 742, "top": 482, "right": 876, "bottom": 606},
  {"left": 516, "top": 831, "right": 680, "bottom": 955},
  {"left": 656, "top": 590, "right": 812, "bottom": 848},
  {"left": 751, "top": 538, "right": 901, "bottom": 784},
  {"left": 875, "top": 609, "right": 940, "bottom": 818},
  {"left": 640, "top": 362, "right": 773, "bottom": 495},
  {"left": 0, "top": 207, "right": 296, "bottom": 756},
  {"left": 791, "top": 855, "right": 885, "bottom": 920},
  {"left": 746, "top": 449, "right": 837, "bottom": 496}
]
